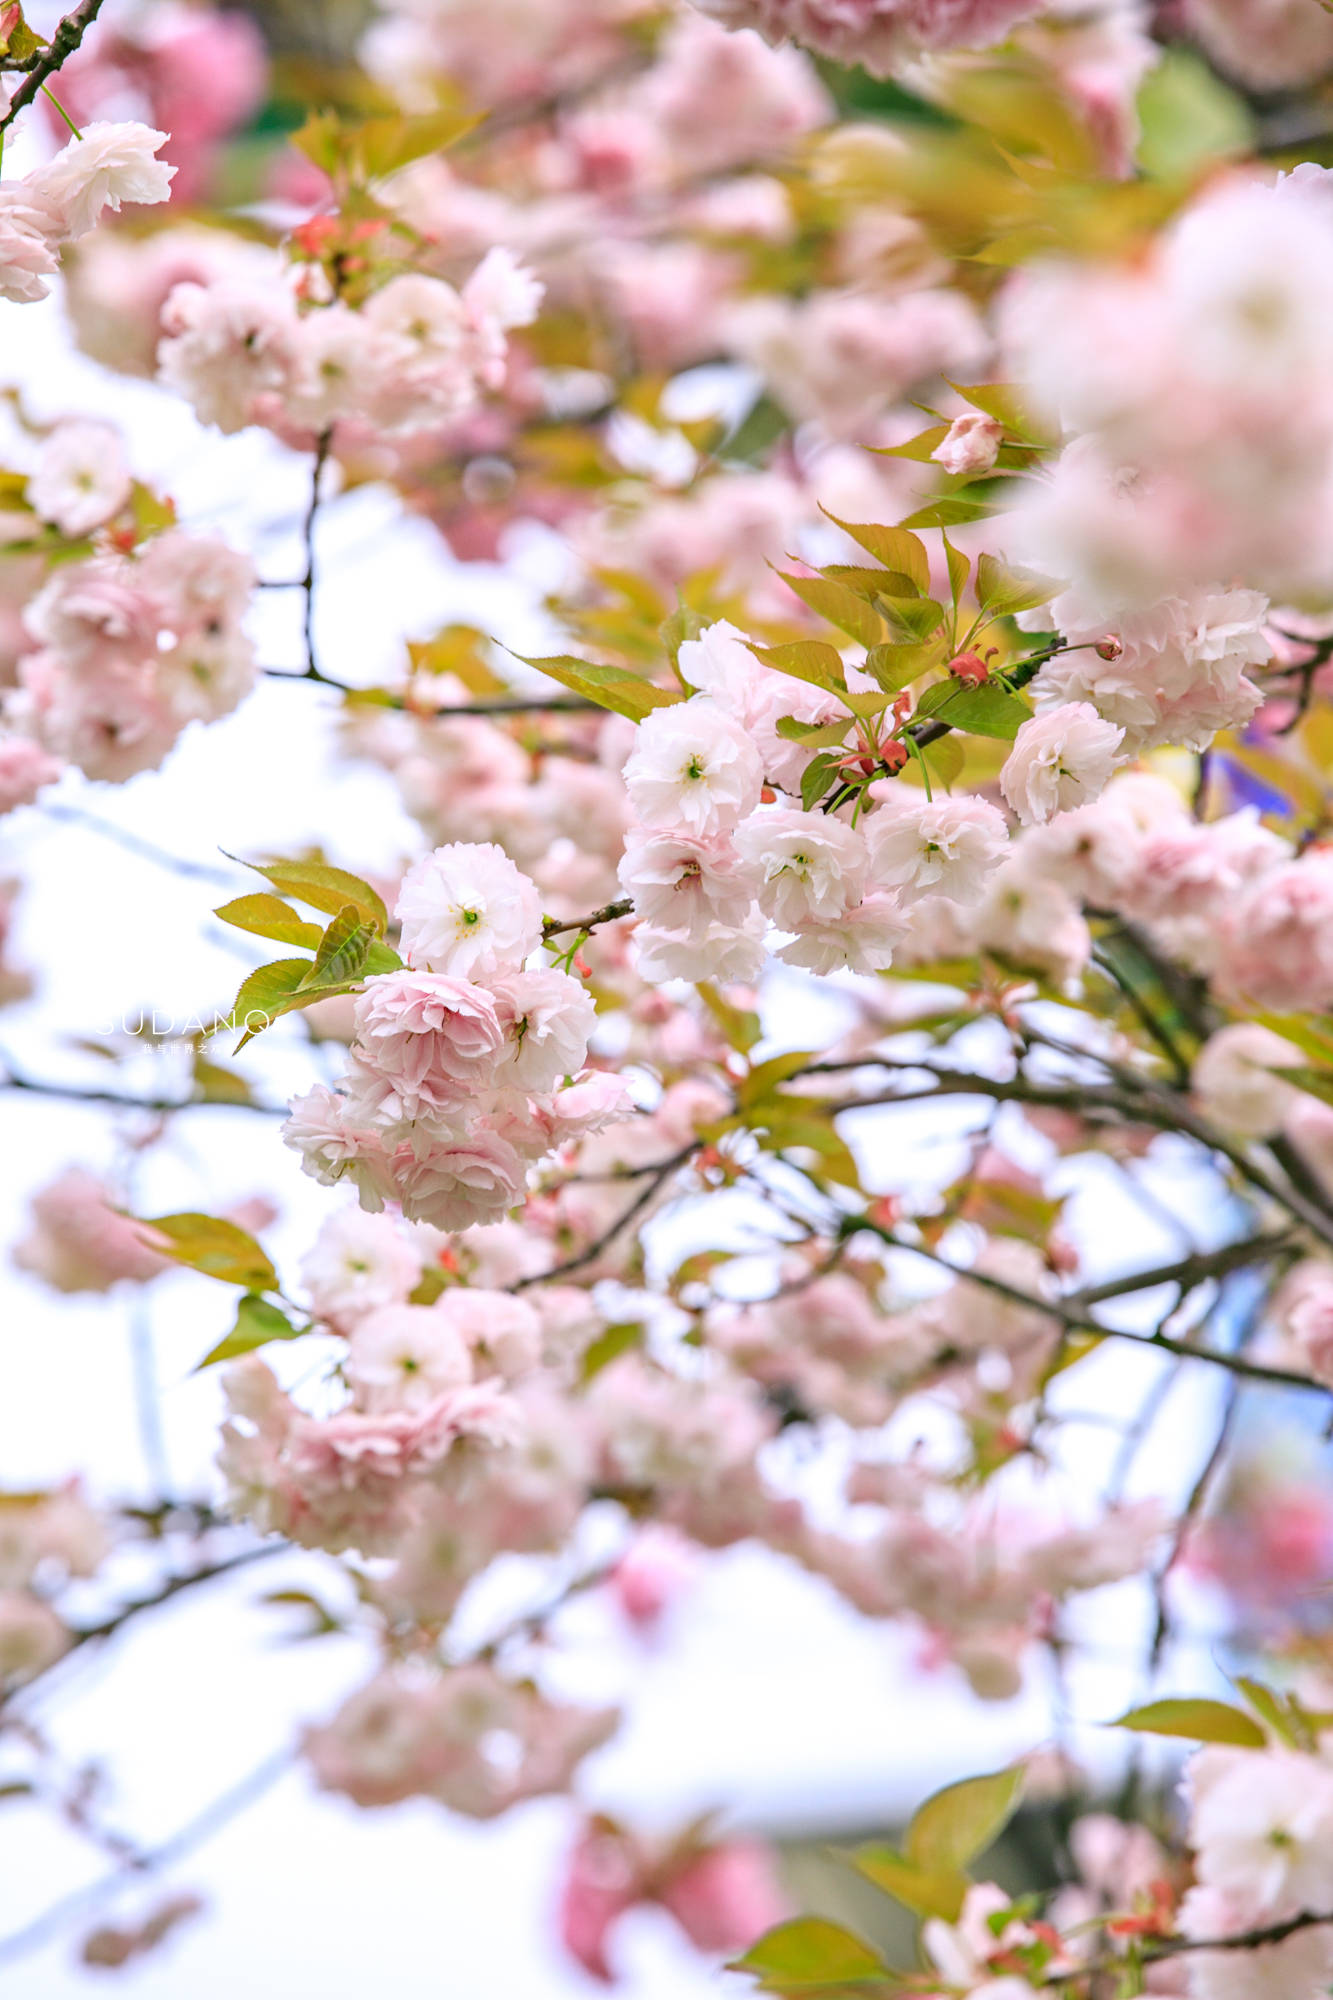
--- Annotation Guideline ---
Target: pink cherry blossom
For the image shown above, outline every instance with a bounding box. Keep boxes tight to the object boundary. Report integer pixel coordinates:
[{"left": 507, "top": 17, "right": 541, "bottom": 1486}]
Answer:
[{"left": 1000, "top": 703, "right": 1125, "bottom": 825}]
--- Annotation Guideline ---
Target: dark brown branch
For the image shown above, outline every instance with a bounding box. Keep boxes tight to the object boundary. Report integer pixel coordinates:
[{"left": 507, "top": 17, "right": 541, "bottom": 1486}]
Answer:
[
  {"left": 542, "top": 897, "right": 633, "bottom": 942},
  {"left": 841, "top": 1215, "right": 1331, "bottom": 1396},
  {"left": 511, "top": 1141, "right": 701, "bottom": 1290},
  {"left": 0, "top": 0, "right": 108, "bottom": 130},
  {"left": 0, "top": 1050, "right": 285, "bottom": 1117}
]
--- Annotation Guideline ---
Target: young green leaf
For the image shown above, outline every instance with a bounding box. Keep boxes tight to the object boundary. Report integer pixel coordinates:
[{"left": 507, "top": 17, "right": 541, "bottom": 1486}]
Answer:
[
  {"left": 730, "top": 1917, "right": 890, "bottom": 1993},
  {"left": 230, "top": 857, "right": 388, "bottom": 935},
  {"left": 214, "top": 893, "right": 323, "bottom": 953},
  {"left": 775, "top": 571, "right": 883, "bottom": 650},
  {"left": 974, "top": 554, "right": 1059, "bottom": 620},
  {"left": 917, "top": 680, "right": 1032, "bottom": 740},
  {"left": 906, "top": 1766, "right": 1025, "bottom": 1873},
  {"left": 751, "top": 640, "right": 848, "bottom": 693},
  {"left": 197, "top": 1294, "right": 303, "bottom": 1369},
  {"left": 519, "top": 653, "right": 682, "bottom": 722},
  {"left": 1112, "top": 1698, "right": 1267, "bottom": 1748},
  {"left": 817, "top": 513, "right": 931, "bottom": 592},
  {"left": 136, "top": 1213, "right": 278, "bottom": 1292},
  {"left": 800, "top": 751, "right": 841, "bottom": 811},
  {"left": 847, "top": 1847, "right": 969, "bottom": 1923},
  {"left": 297, "top": 905, "right": 376, "bottom": 992}
]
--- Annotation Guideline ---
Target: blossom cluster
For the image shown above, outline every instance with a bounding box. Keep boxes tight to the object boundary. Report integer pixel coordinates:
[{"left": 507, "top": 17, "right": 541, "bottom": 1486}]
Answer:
[
  {"left": 283, "top": 842, "right": 624, "bottom": 1230},
  {"left": 0, "top": 121, "right": 175, "bottom": 305}
]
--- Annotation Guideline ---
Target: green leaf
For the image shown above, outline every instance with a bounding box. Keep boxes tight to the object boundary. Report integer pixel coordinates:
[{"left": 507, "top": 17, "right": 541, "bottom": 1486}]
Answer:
[
  {"left": 922, "top": 733, "right": 964, "bottom": 787},
  {"left": 1112, "top": 1699, "right": 1267, "bottom": 1748},
  {"left": 214, "top": 894, "right": 323, "bottom": 953},
  {"left": 1231, "top": 1677, "right": 1303, "bottom": 1749},
  {"left": 975, "top": 554, "right": 1059, "bottom": 620},
  {"left": 751, "top": 640, "right": 848, "bottom": 694},
  {"left": 737, "top": 1050, "right": 821, "bottom": 1110},
  {"left": 901, "top": 495, "right": 994, "bottom": 531},
  {"left": 220, "top": 958, "right": 328, "bottom": 1049},
  {"left": 774, "top": 572, "right": 882, "bottom": 650},
  {"left": 520, "top": 653, "right": 682, "bottom": 723},
  {"left": 580, "top": 1320, "right": 645, "bottom": 1383},
  {"left": 874, "top": 423, "right": 951, "bottom": 464},
  {"left": 800, "top": 752, "right": 840, "bottom": 811},
  {"left": 192, "top": 1055, "right": 255, "bottom": 1106},
  {"left": 198, "top": 1294, "right": 302, "bottom": 1369},
  {"left": 661, "top": 601, "right": 706, "bottom": 669},
  {"left": 916, "top": 680, "right": 1032, "bottom": 740},
  {"left": 136, "top": 1213, "right": 277, "bottom": 1292},
  {"left": 230, "top": 857, "right": 388, "bottom": 935},
  {"left": 750, "top": 1105, "right": 861, "bottom": 1188},
  {"left": 847, "top": 1847, "right": 969, "bottom": 1923},
  {"left": 698, "top": 983, "right": 762, "bottom": 1053},
  {"left": 906, "top": 1766, "right": 1024, "bottom": 1873},
  {"left": 356, "top": 104, "right": 480, "bottom": 178},
  {"left": 731, "top": 1918, "right": 890, "bottom": 1994},
  {"left": 297, "top": 904, "right": 375, "bottom": 993},
  {"left": 818, "top": 514, "right": 931, "bottom": 593},
  {"left": 941, "top": 380, "right": 1029, "bottom": 434},
  {"left": 878, "top": 596, "right": 944, "bottom": 642},
  {"left": 864, "top": 641, "right": 937, "bottom": 695},
  {"left": 776, "top": 715, "right": 854, "bottom": 748},
  {"left": 1135, "top": 48, "right": 1254, "bottom": 182},
  {"left": 941, "top": 532, "right": 970, "bottom": 610}
]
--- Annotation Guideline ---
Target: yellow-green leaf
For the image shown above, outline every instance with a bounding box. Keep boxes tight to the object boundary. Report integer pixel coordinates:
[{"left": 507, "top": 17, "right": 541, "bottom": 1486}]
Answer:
[
  {"left": 231, "top": 857, "right": 388, "bottom": 935},
  {"left": 297, "top": 904, "right": 375, "bottom": 992},
  {"left": 906, "top": 1766, "right": 1024, "bottom": 1873},
  {"left": 818, "top": 514, "right": 930, "bottom": 592},
  {"left": 1112, "top": 1699, "right": 1267, "bottom": 1748},
  {"left": 731, "top": 1918, "right": 889, "bottom": 1993},
  {"left": 847, "top": 1847, "right": 969, "bottom": 1923},
  {"left": 136, "top": 1213, "right": 277, "bottom": 1292},
  {"left": 214, "top": 894, "right": 323, "bottom": 953},
  {"left": 197, "top": 1294, "right": 302, "bottom": 1369},
  {"left": 751, "top": 640, "right": 848, "bottom": 694},
  {"left": 520, "top": 653, "right": 682, "bottom": 723}
]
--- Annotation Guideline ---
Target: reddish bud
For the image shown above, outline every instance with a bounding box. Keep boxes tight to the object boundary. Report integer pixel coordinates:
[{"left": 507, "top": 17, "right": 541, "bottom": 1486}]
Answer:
[
  {"left": 867, "top": 1196, "right": 901, "bottom": 1229},
  {"left": 1095, "top": 634, "right": 1124, "bottom": 661},
  {"left": 948, "top": 651, "right": 990, "bottom": 687},
  {"left": 880, "top": 741, "right": 909, "bottom": 775}
]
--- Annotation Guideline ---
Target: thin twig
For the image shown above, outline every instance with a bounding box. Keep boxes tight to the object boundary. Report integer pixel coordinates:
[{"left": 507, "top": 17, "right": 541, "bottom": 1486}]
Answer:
[{"left": 0, "top": 0, "right": 108, "bottom": 130}]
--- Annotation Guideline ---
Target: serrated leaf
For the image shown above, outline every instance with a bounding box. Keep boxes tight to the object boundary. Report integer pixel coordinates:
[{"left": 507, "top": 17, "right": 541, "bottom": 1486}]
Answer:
[
  {"left": 942, "top": 380, "right": 1030, "bottom": 434},
  {"left": 847, "top": 1847, "right": 969, "bottom": 1923},
  {"left": 198, "top": 1293, "right": 302, "bottom": 1369},
  {"left": 975, "top": 554, "right": 1059, "bottom": 620},
  {"left": 776, "top": 715, "right": 853, "bottom": 748},
  {"left": 801, "top": 752, "right": 840, "bottom": 811},
  {"left": 901, "top": 495, "right": 994, "bottom": 530},
  {"left": 731, "top": 1918, "right": 889, "bottom": 1993},
  {"left": 864, "top": 642, "right": 936, "bottom": 695},
  {"left": 916, "top": 680, "right": 1032, "bottom": 740},
  {"left": 751, "top": 640, "right": 848, "bottom": 693},
  {"left": 818, "top": 514, "right": 931, "bottom": 592},
  {"left": 520, "top": 652, "right": 681, "bottom": 723},
  {"left": 297, "top": 905, "right": 374, "bottom": 993},
  {"left": 1112, "top": 1699, "right": 1267, "bottom": 1748},
  {"left": 941, "top": 532, "right": 970, "bottom": 610},
  {"left": 231, "top": 857, "right": 387, "bottom": 935},
  {"left": 775, "top": 571, "right": 882, "bottom": 650},
  {"left": 906, "top": 1766, "right": 1024, "bottom": 1873},
  {"left": 879, "top": 596, "right": 945, "bottom": 642},
  {"left": 220, "top": 958, "right": 326, "bottom": 1048},
  {"left": 214, "top": 894, "right": 323, "bottom": 953},
  {"left": 137, "top": 1213, "right": 277, "bottom": 1292},
  {"left": 922, "top": 733, "right": 964, "bottom": 786}
]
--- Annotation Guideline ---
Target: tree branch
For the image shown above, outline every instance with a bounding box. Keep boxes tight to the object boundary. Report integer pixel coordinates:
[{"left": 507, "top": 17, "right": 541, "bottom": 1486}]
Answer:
[{"left": 0, "top": 0, "right": 108, "bottom": 131}]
